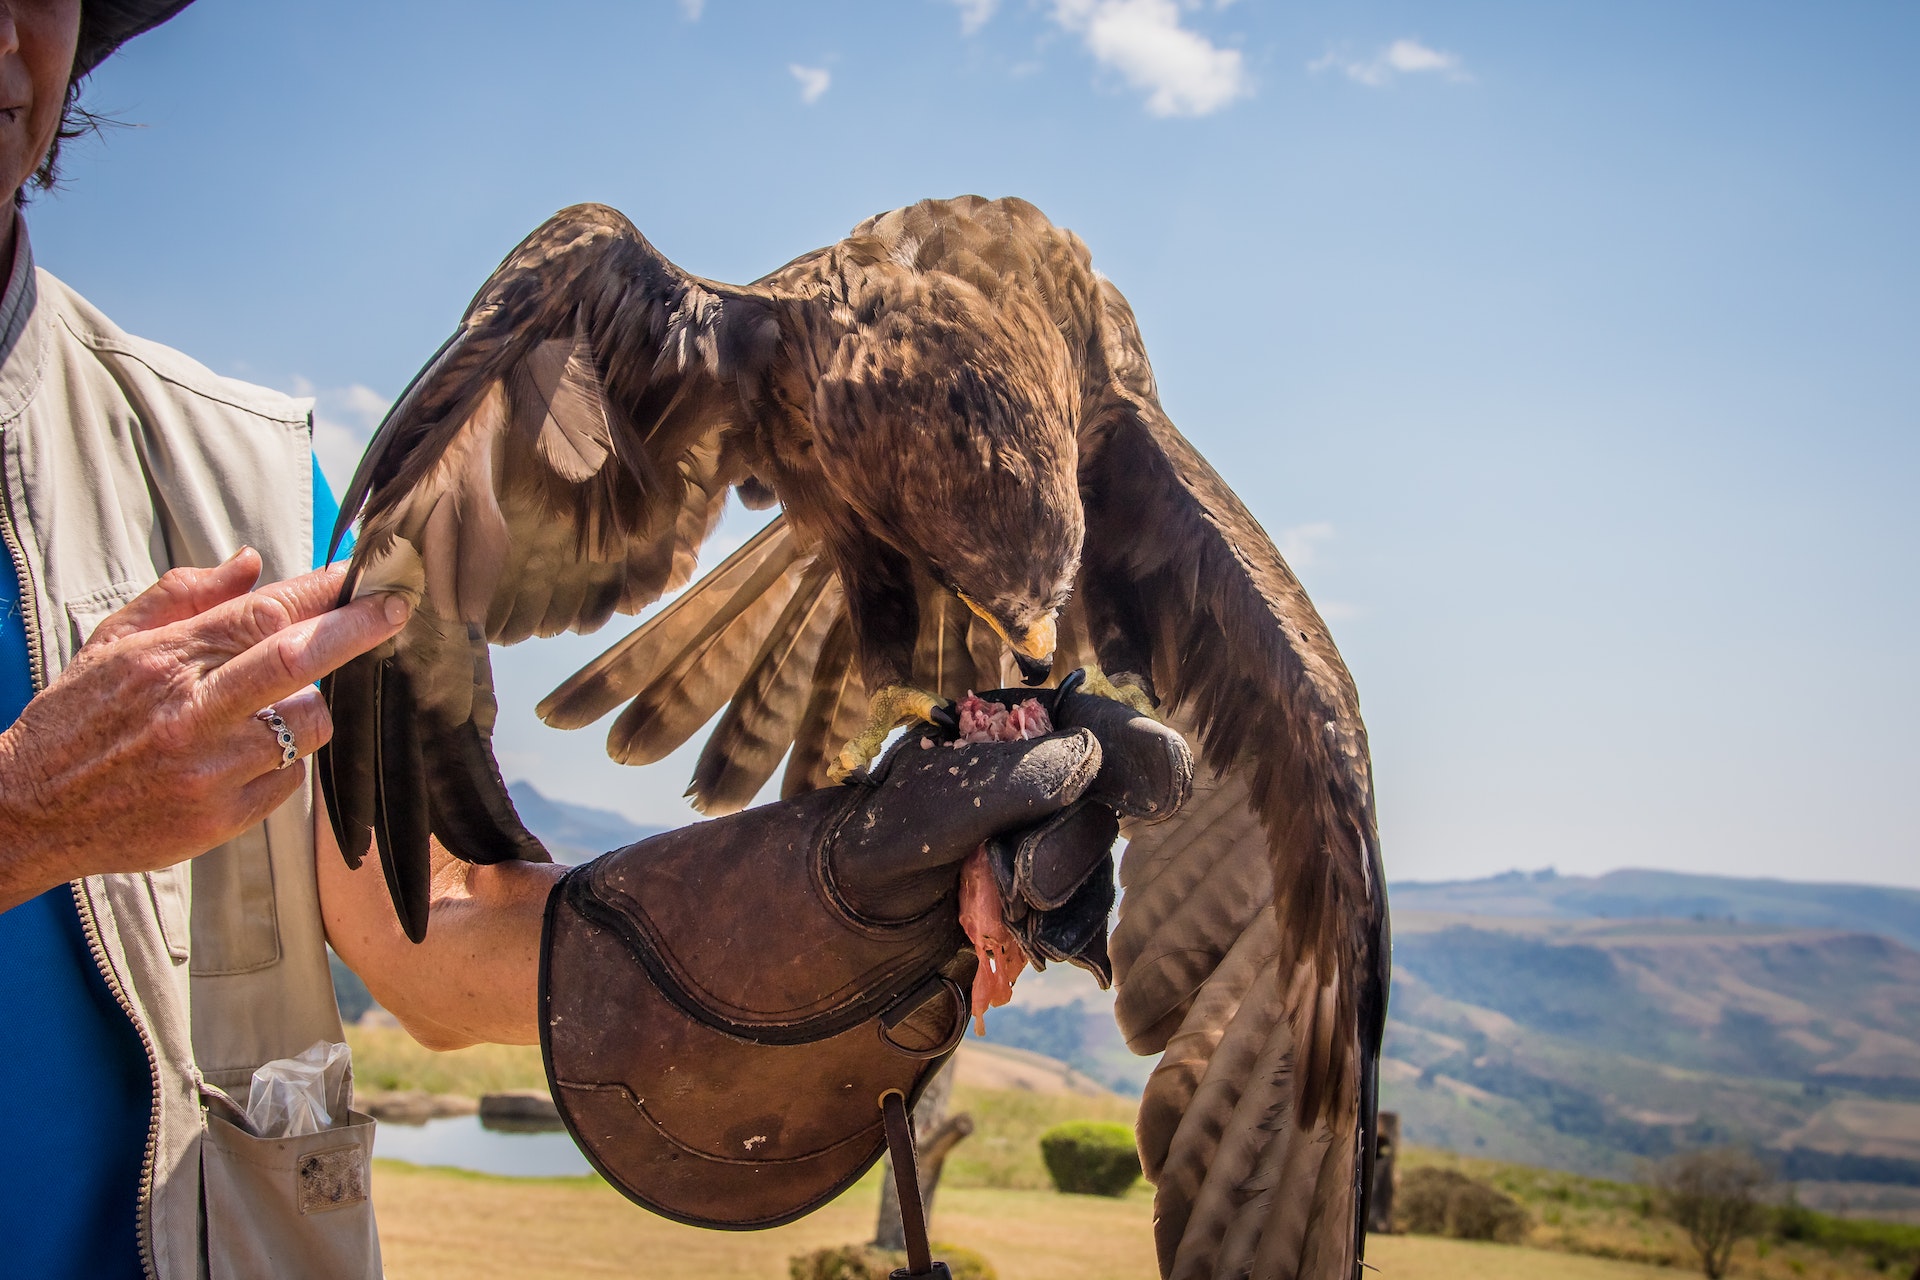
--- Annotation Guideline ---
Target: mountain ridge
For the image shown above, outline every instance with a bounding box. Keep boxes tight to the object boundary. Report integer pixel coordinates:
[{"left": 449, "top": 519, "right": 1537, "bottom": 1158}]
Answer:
[
  {"left": 1392, "top": 867, "right": 1920, "bottom": 951},
  {"left": 505, "top": 779, "right": 667, "bottom": 865}
]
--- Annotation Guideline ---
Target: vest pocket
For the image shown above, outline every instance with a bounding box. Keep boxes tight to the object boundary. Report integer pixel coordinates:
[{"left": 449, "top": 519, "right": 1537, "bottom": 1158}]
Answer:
[
  {"left": 190, "top": 826, "right": 282, "bottom": 975},
  {"left": 143, "top": 864, "right": 191, "bottom": 963},
  {"left": 200, "top": 1107, "right": 383, "bottom": 1280},
  {"left": 63, "top": 579, "right": 146, "bottom": 648}
]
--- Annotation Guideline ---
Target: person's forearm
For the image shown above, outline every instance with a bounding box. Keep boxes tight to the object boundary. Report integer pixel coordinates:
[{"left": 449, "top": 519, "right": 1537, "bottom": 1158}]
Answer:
[{"left": 317, "top": 809, "right": 562, "bottom": 1049}]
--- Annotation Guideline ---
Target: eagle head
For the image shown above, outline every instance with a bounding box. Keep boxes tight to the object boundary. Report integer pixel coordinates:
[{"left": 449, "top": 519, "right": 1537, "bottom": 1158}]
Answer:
[{"left": 815, "top": 276, "right": 1083, "bottom": 685}]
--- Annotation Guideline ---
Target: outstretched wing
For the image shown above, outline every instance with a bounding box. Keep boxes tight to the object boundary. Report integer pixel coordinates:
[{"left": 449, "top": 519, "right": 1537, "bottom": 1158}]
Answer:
[
  {"left": 1080, "top": 281, "right": 1389, "bottom": 1280},
  {"left": 320, "top": 203, "right": 802, "bottom": 941}
]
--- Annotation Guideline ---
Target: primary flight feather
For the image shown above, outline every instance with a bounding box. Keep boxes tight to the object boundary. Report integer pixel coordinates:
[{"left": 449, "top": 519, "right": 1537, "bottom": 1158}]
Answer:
[{"left": 319, "top": 195, "right": 1388, "bottom": 1280}]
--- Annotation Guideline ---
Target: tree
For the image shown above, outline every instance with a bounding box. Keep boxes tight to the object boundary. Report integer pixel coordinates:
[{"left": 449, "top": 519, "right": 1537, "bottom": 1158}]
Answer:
[{"left": 1653, "top": 1146, "right": 1772, "bottom": 1279}]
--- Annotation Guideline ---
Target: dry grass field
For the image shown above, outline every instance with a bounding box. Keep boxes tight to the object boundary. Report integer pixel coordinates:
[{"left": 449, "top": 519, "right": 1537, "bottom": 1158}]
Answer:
[
  {"left": 349, "top": 1026, "right": 1920, "bottom": 1279},
  {"left": 372, "top": 1160, "right": 1691, "bottom": 1280}
]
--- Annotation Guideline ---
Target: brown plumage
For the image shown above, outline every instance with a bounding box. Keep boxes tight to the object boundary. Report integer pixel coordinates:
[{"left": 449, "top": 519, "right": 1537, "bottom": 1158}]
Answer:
[{"left": 319, "top": 195, "right": 1388, "bottom": 1279}]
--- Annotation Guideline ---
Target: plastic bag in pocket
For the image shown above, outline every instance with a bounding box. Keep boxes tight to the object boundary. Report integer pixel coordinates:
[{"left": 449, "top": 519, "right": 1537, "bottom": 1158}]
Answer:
[
  {"left": 201, "top": 1106, "right": 382, "bottom": 1280},
  {"left": 246, "top": 1040, "right": 350, "bottom": 1138}
]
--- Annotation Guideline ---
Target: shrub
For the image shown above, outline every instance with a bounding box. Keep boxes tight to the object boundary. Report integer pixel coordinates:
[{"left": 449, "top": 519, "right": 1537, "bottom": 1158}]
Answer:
[
  {"left": 789, "top": 1243, "right": 995, "bottom": 1280},
  {"left": 1397, "top": 1167, "right": 1530, "bottom": 1243},
  {"left": 1038, "top": 1121, "right": 1142, "bottom": 1197}
]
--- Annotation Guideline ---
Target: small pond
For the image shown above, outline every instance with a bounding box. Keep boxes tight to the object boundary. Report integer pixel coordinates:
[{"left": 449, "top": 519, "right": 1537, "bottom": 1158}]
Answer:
[{"left": 373, "top": 1114, "right": 594, "bottom": 1178}]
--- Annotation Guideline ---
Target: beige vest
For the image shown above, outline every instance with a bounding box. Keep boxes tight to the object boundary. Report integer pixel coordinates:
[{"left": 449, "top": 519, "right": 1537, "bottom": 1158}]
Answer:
[{"left": 0, "top": 222, "right": 381, "bottom": 1279}]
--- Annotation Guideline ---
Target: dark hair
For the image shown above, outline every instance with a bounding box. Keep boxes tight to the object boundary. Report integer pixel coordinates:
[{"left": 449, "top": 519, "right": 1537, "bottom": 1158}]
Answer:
[
  {"left": 20, "top": 2, "right": 193, "bottom": 201},
  {"left": 20, "top": 72, "right": 118, "bottom": 204}
]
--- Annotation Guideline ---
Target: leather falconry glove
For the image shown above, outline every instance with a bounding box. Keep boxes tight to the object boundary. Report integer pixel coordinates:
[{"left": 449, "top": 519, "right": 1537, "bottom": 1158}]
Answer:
[
  {"left": 540, "top": 678, "right": 1191, "bottom": 1231},
  {"left": 896, "top": 673, "right": 1195, "bottom": 991}
]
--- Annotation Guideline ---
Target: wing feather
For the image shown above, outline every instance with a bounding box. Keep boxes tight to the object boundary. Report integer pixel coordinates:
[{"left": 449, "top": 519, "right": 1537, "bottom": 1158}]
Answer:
[
  {"left": 1083, "top": 278, "right": 1388, "bottom": 1279},
  {"left": 321, "top": 203, "right": 797, "bottom": 936},
  {"left": 688, "top": 567, "right": 845, "bottom": 813},
  {"left": 781, "top": 618, "right": 864, "bottom": 799},
  {"left": 537, "top": 517, "right": 799, "bottom": 730},
  {"left": 602, "top": 549, "right": 812, "bottom": 765}
]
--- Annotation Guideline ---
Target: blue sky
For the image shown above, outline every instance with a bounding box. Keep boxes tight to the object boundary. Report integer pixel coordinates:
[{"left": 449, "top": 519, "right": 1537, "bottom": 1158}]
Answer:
[{"left": 34, "top": 1, "right": 1918, "bottom": 887}]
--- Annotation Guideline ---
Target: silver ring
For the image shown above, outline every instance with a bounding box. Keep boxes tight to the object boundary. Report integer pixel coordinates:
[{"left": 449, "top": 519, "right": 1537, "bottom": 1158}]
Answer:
[{"left": 255, "top": 709, "right": 298, "bottom": 770}]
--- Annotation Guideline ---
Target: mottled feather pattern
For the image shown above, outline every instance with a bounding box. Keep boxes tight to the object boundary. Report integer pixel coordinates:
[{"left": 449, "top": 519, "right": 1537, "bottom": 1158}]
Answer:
[
  {"left": 781, "top": 617, "right": 865, "bottom": 798},
  {"left": 322, "top": 195, "right": 1384, "bottom": 1279},
  {"left": 689, "top": 565, "right": 845, "bottom": 813}
]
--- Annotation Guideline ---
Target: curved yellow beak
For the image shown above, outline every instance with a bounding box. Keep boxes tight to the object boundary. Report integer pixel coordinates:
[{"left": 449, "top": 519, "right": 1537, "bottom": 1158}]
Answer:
[{"left": 960, "top": 595, "right": 1057, "bottom": 686}]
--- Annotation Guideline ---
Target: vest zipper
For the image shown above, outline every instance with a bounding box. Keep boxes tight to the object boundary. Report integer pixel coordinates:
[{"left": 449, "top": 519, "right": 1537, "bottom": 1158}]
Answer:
[
  {"left": 0, "top": 472, "right": 164, "bottom": 1280},
  {"left": 0, "top": 453, "right": 44, "bottom": 696}
]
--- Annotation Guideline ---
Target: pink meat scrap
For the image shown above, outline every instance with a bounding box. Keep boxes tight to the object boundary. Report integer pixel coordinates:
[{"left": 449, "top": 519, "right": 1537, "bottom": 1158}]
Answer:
[
  {"left": 957, "top": 692, "right": 1052, "bottom": 744},
  {"left": 954, "top": 693, "right": 1052, "bottom": 1032}
]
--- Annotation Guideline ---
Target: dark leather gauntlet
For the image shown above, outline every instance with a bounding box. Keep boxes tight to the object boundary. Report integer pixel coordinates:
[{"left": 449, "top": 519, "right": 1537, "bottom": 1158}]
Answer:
[{"left": 540, "top": 678, "right": 1190, "bottom": 1230}]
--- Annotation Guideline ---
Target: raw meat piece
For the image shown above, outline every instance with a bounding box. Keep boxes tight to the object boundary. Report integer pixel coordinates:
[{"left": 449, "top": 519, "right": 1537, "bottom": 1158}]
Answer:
[
  {"left": 959, "top": 846, "right": 1025, "bottom": 1032},
  {"left": 956, "top": 692, "right": 1052, "bottom": 744},
  {"left": 953, "top": 693, "right": 1053, "bottom": 1029}
]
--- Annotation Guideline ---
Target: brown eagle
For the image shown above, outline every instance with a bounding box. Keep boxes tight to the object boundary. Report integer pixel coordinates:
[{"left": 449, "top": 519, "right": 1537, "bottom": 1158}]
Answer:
[{"left": 320, "top": 195, "right": 1388, "bottom": 1280}]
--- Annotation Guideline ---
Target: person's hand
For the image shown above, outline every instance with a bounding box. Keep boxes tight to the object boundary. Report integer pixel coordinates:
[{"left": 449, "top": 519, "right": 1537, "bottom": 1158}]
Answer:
[{"left": 0, "top": 548, "right": 410, "bottom": 909}]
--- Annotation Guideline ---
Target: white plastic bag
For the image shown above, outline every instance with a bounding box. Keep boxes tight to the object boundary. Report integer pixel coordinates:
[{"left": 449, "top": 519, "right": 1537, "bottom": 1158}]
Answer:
[{"left": 244, "top": 1040, "right": 351, "bottom": 1138}]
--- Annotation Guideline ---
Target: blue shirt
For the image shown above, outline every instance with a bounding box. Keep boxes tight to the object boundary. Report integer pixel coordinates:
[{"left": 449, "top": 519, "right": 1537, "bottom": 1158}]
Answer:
[{"left": 0, "top": 454, "right": 344, "bottom": 1278}]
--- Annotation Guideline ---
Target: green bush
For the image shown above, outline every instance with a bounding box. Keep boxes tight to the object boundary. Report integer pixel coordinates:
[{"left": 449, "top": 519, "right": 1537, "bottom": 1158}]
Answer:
[
  {"left": 1038, "top": 1121, "right": 1141, "bottom": 1197},
  {"left": 1397, "top": 1167, "right": 1529, "bottom": 1244},
  {"left": 788, "top": 1242, "right": 995, "bottom": 1280}
]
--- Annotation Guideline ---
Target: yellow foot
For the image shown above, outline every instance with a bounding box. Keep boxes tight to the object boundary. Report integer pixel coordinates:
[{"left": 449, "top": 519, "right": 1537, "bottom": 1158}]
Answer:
[
  {"left": 1082, "top": 663, "right": 1160, "bottom": 721},
  {"left": 827, "top": 683, "right": 948, "bottom": 782}
]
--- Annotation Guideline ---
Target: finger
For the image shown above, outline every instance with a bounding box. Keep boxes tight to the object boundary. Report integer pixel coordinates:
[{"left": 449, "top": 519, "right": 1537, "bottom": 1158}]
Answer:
[
  {"left": 1055, "top": 691, "right": 1193, "bottom": 822},
  {"left": 199, "top": 593, "right": 412, "bottom": 720},
  {"left": 243, "top": 687, "right": 333, "bottom": 773},
  {"left": 837, "top": 730, "right": 1104, "bottom": 889},
  {"left": 87, "top": 548, "right": 263, "bottom": 647},
  {"left": 234, "top": 759, "right": 309, "bottom": 831},
  {"left": 166, "top": 564, "right": 353, "bottom": 665}
]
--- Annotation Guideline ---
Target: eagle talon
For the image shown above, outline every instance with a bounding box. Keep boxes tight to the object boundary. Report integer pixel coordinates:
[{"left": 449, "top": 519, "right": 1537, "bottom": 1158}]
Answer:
[
  {"left": 827, "top": 683, "right": 950, "bottom": 783},
  {"left": 1083, "top": 663, "right": 1159, "bottom": 721}
]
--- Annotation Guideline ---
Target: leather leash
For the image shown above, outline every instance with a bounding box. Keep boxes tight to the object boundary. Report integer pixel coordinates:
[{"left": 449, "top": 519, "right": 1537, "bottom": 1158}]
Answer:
[{"left": 880, "top": 1089, "right": 949, "bottom": 1279}]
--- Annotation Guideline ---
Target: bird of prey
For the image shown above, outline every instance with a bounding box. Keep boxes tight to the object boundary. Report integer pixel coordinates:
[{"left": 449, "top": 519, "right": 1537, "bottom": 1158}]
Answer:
[{"left": 320, "top": 195, "right": 1388, "bottom": 1280}]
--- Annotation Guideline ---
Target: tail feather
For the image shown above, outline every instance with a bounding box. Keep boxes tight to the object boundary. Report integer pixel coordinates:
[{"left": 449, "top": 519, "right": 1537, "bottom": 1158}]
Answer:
[{"left": 687, "top": 569, "right": 845, "bottom": 814}]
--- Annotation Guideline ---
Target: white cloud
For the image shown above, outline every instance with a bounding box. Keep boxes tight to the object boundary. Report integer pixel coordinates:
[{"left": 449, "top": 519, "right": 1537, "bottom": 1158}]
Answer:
[
  {"left": 678, "top": 0, "right": 706, "bottom": 20},
  {"left": 949, "top": 0, "right": 998, "bottom": 34},
  {"left": 1050, "top": 0, "right": 1250, "bottom": 118},
  {"left": 1278, "top": 520, "right": 1335, "bottom": 569},
  {"left": 788, "top": 63, "right": 831, "bottom": 105},
  {"left": 289, "top": 376, "right": 390, "bottom": 495},
  {"left": 1309, "top": 38, "right": 1470, "bottom": 88}
]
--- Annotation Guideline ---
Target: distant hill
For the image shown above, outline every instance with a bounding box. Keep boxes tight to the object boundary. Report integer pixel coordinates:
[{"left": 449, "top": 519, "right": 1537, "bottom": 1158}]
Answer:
[
  {"left": 973, "top": 867, "right": 1920, "bottom": 1196},
  {"left": 1393, "top": 868, "right": 1920, "bottom": 951},
  {"left": 1383, "top": 908, "right": 1920, "bottom": 1188},
  {"left": 967, "top": 952, "right": 1155, "bottom": 1096},
  {"left": 506, "top": 780, "right": 666, "bottom": 864},
  {"left": 954, "top": 1041, "right": 1121, "bottom": 1099}
]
